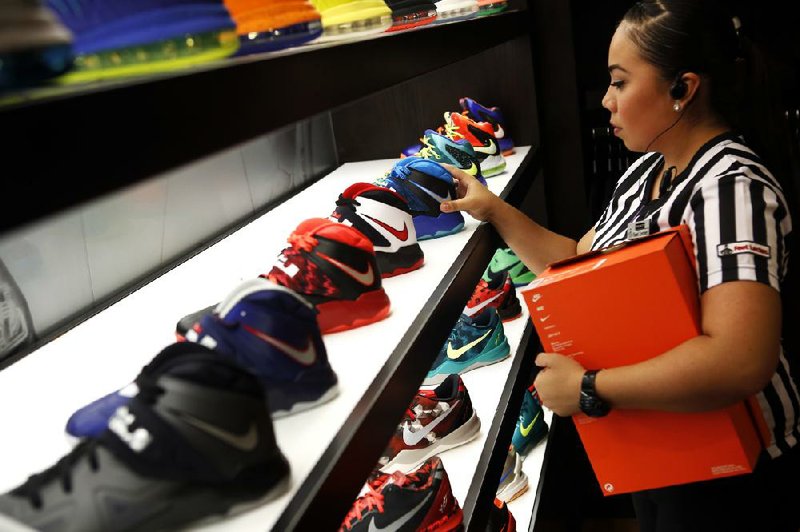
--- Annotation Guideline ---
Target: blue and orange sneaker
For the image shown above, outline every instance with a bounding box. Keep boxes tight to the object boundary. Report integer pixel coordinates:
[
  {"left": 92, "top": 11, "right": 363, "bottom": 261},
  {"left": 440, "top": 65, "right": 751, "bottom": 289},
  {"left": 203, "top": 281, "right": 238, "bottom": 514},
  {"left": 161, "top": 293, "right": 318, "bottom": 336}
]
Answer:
[
  {"left": 46, "top": 0, "right": 239, "bottom": 83},
  {"left": 459, "top": 97, "right": 515, "bottom": 156},
  {"left": 65, "top": 277, "right": 340, "bottom": 440},
  {"left": 511, "top": 383, "right": 548, "bottom": 456},
  {"left": 416, "top": 129, "right": 487, "bottom": 186},
  {"left": 376, "top": 157, "right": 464, "bottom": 240},
  {"left": 423, "top": 307, "right": 510, "bottom": 386}
]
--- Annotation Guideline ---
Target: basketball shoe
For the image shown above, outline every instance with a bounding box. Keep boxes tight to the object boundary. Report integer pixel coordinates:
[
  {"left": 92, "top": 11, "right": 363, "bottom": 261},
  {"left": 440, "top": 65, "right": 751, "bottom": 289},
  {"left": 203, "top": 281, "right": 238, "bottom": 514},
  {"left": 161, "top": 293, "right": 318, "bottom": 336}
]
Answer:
[
  {"left": 496, "top": 445, "right": 528, "bottom": 502},
  {"left": 424, "top": 307, "right": 510, "bottom": 386},
  {"left": 443, "top": 111, "right": 506, "bottom": 177},
  {"left": 340, "top": 456, "right": 463, "bottom": 531},
  {"left": 459, "top": 97, "right": 514, "bottom": 156},
  {"left": 331, "top": 182, "right": 424, "bottom": 278},
  {"left": 486, "top": 498, "right": 517, "bottom": 532},
  {"left": 45, "top": 0, "right": 239, "bottom": 83},
  {"left": 483, "top": 247, "right": 535, "bottom": 287},
  {"left": 0, "top": 0, "right": 74, "bottom": 90},
  {"left": 267, "top": 217, "right": 391, "bottom": 333},
  {"left": 379, "top": 373, "right": 481, "bottom": 473},
  {"left": 433, "top": 0, "right": 477, "bottom": 22},
  {"left": 416, "top": 129, "right": 487, "bottom": 186},
  {"left": 385, "top": 0, "right": 436, "bottom": 31},
  {"left": 464, "top": 269, "right": 521, "bottom": 322},
  {"left": 311, "top": 0, "right": 392, "bottom": 40},
  {"left": 66, "top": 278, "right": 339, "bottom": 439},
  {"left": 377, "top": 157, "right": 464, "bottom": 240},
  {"left": 225, "top": 0, "right": 322, "bottom": 54},
  {"left": 3, "top": 341, "right": 291, "bottom": 531},
  {"left": 511, "top": 383, "right": 548, "bottom": 456},
  {"left": 476, "top": 0, "right": 507, "bottom": 15}
]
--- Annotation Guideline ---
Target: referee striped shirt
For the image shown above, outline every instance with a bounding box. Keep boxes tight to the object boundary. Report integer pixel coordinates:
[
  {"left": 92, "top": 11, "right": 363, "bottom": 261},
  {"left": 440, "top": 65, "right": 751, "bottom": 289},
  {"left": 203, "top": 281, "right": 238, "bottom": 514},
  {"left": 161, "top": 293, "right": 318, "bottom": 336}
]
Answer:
[{"left": 592, "top": 131, "right": 798, "bottom": 457}]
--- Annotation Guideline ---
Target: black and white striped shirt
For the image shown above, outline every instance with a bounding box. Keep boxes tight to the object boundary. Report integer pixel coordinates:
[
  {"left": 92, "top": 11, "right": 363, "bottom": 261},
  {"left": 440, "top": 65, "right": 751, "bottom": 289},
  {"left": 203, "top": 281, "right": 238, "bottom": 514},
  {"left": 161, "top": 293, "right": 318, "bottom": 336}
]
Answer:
[{"left": 592, "top": 132, "right": 798, "bottom": 457}]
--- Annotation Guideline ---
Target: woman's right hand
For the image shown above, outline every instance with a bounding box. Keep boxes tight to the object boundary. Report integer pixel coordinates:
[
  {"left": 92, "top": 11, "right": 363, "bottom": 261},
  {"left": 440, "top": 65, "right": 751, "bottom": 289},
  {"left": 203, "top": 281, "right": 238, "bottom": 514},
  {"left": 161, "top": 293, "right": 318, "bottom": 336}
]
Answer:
[{"left": 439, "top": 163, "right": 501, "bottom": 222}]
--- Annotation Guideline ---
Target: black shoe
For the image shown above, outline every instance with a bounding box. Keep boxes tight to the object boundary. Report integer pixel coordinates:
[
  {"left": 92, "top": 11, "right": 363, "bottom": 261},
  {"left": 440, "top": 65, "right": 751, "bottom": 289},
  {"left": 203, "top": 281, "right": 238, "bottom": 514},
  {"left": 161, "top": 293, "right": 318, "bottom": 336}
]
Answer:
[{"left": 0, "top": 342, "right": 290, "bottom": 531}]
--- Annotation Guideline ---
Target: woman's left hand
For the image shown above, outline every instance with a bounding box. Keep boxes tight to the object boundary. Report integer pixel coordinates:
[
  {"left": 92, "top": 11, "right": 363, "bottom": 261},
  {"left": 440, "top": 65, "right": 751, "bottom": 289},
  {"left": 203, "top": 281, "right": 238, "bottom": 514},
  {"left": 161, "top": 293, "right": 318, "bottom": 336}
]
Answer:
[{"left": 533, "top": 352, "right": 586, "bottom": 417}]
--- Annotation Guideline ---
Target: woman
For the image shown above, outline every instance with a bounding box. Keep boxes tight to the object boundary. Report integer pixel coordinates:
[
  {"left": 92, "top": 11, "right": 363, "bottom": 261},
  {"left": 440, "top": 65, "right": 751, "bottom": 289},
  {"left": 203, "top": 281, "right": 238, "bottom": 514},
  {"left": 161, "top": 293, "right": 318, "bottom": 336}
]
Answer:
[{"left": 440, "top": 0, "right": 800, "bottom": 530}]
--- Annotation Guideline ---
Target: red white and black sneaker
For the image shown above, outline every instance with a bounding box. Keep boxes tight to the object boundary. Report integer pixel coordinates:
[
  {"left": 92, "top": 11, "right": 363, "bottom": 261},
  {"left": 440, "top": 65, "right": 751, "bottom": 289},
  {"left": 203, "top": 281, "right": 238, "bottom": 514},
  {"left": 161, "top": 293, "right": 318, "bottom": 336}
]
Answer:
[
  {"left": 340, "top": 456, "right": 464, "bottom": 531},
  {"left": 463, "top": 269, "right": 521, "bottom": 322},
  {"left": 331, "top": 182, "right": 424, "bottom": 278},
  {"left": 378, "top": 373, "right": 481, "bottom": 473},
  {"left": 266, "top": 217, "right": 391, "bottom": 334}
]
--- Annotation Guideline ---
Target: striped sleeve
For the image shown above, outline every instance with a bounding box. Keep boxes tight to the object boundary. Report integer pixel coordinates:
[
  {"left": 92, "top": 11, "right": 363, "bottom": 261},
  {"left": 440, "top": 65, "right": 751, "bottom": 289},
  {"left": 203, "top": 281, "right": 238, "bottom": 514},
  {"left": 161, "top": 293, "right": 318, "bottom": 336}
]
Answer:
[{"left": 687, "top": 159, "right": 791, "bottom": 293}]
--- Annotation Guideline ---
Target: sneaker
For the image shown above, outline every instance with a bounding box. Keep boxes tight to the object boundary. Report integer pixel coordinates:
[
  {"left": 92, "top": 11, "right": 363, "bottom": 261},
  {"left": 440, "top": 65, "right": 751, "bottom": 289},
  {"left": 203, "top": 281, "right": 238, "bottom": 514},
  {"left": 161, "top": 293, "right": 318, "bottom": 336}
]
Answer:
[
  {"left": 67, "top": 278, "right": 339, "bottom": 439},
  {"left": 176, "top": 302, "right": 217, "bottom": 341},
  {"left": 3, "top": 341, "right": 291, "bottom": 531},
  {"left": 379, "top": 373, "right": 481, "bottom": 473},
  {"left": 486, "top": 498, "right": 517, "bottom": 532},
  {"left": 377, "top": 156, "right": 464, "bottom": 240},
  {"left": 267, "top": 217, "right": 391, "bottom": 333},
  {"left": 459, "top": 97, "right": 514, "bottom": 156},
  {"left": 511, "top": 383, "right": 548, "bottom": 456},
  {"left": 424, "top": 307, "right": 510, "bottom": 386},
  {"left": 331, "top": 182, "right": 424, "bottom": 278},
  {"left": 46, "top": 0, "right": 239, "bottom": 83},
  {"left": 0, "top": 0, "right": 74, "bottom": 91},
  {"left": 443, "top": 111, "right": 506, "bottom": 177},
  {"left": 340, "top": 456, "right": 464, "bottom": 531},
  {"left": 310, "top": 0, "right": 392, "bottom": 40},
  {"left": 226, "top": 0, "right": 323, "bottom": 54},
  {"left": 415, "top": 129, "right": 487, "bottom": 186},
  {"left": 496, "top": 445, "right": 528, "bottom": 502},
  {"left": 464, "top": 269, "right": 521, "bottom": 322},
  {"left": 433, "top": 0, "right": 478, "bottom": 22},
  {"left": 385, "top": 0, "right": 436, "bottom": 31},
  {"left": 475, "top": 0, "right": 507, "bottom": 16},
  {"left": 483, "top": 247, "right": 536, "bottom": 287},
  {"left": 0, "top": 258, "right": 35, "bottom": 360}
]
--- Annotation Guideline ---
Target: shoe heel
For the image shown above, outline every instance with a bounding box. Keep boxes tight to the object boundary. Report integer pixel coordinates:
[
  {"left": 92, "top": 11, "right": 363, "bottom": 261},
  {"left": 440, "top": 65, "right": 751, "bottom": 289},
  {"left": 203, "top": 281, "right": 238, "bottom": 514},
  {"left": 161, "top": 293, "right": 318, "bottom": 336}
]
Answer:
[{"left": 316, "top": 289, "right": 391, "bottom": 333}]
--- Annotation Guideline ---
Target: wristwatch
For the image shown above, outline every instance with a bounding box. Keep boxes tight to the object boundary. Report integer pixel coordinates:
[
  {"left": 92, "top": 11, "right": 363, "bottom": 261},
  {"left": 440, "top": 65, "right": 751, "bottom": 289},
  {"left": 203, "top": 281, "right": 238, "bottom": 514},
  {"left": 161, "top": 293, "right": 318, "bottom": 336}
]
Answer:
[{"left": 580, "top": 369, "right": 611, "bottom": 417}]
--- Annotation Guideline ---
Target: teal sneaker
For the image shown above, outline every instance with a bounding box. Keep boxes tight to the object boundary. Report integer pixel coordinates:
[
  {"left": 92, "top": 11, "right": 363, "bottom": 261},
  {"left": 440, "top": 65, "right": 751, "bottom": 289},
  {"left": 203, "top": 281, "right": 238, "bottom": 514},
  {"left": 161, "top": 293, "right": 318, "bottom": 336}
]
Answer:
[
  {"left": 511, "top": 384, "right": 548, "bottom": 456},
  {"left": 483, "top": 247, "right": 536, "bottom": 287},
  {"left": 423, "top": 307, "right": 510, "bottom": 386}
]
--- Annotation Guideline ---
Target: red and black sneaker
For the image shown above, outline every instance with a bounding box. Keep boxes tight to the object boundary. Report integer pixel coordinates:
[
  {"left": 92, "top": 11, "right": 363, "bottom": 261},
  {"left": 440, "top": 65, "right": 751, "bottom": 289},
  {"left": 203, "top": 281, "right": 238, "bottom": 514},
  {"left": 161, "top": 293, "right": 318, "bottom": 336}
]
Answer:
[
  {"left": 378, "top": 373, "right": 481, "bottom": 473},
  {"left": 331, "top": 183, "right": 424, "bottom": 278},
  {"left": 266, "top": 217, "right": 391, "bottom": 334},
  {"left": 340, "top": 456, "right": 464, "bottom": 531},
  {"left": 463, "top": 269, "right": 521, "bottom": 322},
  {"left": 486, "top": 498, "right": 517, "bottom": 532}
]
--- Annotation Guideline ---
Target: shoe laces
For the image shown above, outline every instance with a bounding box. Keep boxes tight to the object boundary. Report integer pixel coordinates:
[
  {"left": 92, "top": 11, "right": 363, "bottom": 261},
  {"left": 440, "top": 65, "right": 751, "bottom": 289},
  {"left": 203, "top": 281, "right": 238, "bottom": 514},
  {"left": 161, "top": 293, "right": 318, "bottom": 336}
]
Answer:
[
  {"left": 417, "top": 137, "right": 440, "bottom": 160},
  {"left": 444, "top": 121, "right": 462, "bottom": 140},
  {"left": 342, "top": 482, "right": 385, "bottom": 529},
  {"left": 287, "top": 232, "right": 318, "bottom": 253}
]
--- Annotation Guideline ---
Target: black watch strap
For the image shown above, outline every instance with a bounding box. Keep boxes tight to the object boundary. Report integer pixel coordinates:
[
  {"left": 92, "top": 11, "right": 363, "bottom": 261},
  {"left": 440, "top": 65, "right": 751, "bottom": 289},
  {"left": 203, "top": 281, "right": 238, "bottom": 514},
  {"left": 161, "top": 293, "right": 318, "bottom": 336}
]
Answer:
[{"left": 580, "top": 369, "right": 611, "bottom": 417}]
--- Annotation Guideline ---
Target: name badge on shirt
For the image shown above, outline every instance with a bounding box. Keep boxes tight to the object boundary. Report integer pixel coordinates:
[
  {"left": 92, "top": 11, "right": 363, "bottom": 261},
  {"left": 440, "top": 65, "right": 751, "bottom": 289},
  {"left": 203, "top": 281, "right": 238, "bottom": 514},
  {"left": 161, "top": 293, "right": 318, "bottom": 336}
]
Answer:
[{"left": 626, "top": 220, "right": 651, "bottom": 240}]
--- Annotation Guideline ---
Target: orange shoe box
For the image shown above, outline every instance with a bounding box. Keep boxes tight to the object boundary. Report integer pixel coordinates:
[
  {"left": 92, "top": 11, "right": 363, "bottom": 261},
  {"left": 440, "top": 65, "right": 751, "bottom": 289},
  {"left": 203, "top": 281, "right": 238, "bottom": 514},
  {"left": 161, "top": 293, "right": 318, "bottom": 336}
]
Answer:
[{"left": 520, "top": 226, "right": 769, "bottom": 495}]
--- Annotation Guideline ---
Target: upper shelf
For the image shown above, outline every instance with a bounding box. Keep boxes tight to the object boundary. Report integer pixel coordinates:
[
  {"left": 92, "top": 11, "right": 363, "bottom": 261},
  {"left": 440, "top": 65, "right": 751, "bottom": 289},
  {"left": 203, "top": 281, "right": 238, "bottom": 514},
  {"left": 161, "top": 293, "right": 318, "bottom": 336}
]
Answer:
[{"left": 0, "top": 8, "right": 529, "bottom": 237}]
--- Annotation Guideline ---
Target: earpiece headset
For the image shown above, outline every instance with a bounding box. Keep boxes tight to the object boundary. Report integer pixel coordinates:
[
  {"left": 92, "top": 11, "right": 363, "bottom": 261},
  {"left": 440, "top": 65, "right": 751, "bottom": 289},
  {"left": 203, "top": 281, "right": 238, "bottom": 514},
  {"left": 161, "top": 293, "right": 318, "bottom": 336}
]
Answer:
[{"left": 644, "top": 71, "right": 690, "bottom": 153}]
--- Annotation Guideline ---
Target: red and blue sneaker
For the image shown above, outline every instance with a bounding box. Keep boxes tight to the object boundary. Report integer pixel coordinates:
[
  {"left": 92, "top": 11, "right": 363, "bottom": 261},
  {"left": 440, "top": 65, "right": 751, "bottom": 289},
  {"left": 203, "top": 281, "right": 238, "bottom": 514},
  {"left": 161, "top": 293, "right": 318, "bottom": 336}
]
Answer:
[
  {"left": 459, "top": 96, "right": 515, "bottom": 156},
  {"left": 340, "top": 456, "right": 464, "bottom": 531},
  {"left": 331, "top": 183, "right": 424, "bottom": 278},
  {"left": 377, "top": 157, "right": 464, "bottom": 240}
]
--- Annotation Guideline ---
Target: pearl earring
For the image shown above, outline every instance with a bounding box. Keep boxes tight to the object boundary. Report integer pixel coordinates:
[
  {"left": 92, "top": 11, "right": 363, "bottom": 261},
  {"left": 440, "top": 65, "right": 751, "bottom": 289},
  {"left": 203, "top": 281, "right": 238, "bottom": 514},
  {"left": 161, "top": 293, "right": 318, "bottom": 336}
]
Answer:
[{"left": 673, "top": 102, "right": 681, "bottom": 112}]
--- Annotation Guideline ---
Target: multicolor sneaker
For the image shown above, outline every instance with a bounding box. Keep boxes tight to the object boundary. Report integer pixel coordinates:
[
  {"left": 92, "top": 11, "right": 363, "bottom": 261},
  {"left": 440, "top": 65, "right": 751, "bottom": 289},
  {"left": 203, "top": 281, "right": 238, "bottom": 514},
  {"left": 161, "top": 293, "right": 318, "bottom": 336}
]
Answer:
[
  {"left": 416, "top": 129, "right": 487, "bottom": 186},
  {"left": 66, "top": 278, "right": 340, "bottom": 439},
  {"left": 311, "top": 0, "right": 392, "bottom": 39},
  {"left": 385, "top": 0, "right": 436, "bottom": 31},
  {"left": 443, "top": 111, "right": 506, "bottom": 177},
  {"left": 459, "top": 97, "right": 515, "bottom": 156},
  {"left": 483, "top": 247, "right": 536, "bottom": 287},
  {"left": 433, "top": 0, "right": 478, "bottom": 22},
  {"left": 377, "top": 156, "right": 464, "bottom": 240},
  {"left": 340, "top": 456, "right": 464, "bottom": 531},
  {"left": 464, "top": 269, "right": 521, "bottom": 322},
  {"left": 475, "top": 0, "right": 507, "bottom": 15},
  {"left": 267, "top": 217, "right": 391, "bottom": 333},
  {"left": 486, "top": 498, "right": 517, "bottom": 532},
  {"left": 379, "top": 373, "right": 481, "bottom": 473},
  {"left": 496, "top": 445, "right": 528, "bottom": 502},
  {"left": 46, "top": 0, "right": 239, "bottom": 83},
  {"left": 0, "top": 0, "right": 74, "bottom": 91},
  {"left": 331, "top": 182, "right": 424, "bottom": 278},
  {"left": 423, "top": 307, "right": 510, "bottom": 386},
  {"left": 6, "top": 342, "right": 291, "bottom": 531},
  {"left": 225, "top": 0, "right": 323, "bottom": 54},
  {"left": 511, "top": 384, "right": 548, "bottom": 456}
]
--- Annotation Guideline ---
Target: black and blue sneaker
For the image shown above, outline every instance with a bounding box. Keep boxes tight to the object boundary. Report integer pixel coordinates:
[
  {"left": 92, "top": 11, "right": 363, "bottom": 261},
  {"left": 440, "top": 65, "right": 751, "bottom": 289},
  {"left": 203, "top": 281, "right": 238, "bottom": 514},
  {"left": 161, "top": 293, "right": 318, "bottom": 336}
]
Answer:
[
  {"left": 376, "top": 156, "right": 464, "bottom": 240},
  {"left": 416, "top": 129, "right": 487, "bottom": 186},
  {"left": 66, "top": 277, "right": 339, "bottom": 439},
  {"left": 511, "top": 383, "right": 548, "bottom": 456},
  {"left": 0, "top": 341, "right": 291, "bottom": 531}
]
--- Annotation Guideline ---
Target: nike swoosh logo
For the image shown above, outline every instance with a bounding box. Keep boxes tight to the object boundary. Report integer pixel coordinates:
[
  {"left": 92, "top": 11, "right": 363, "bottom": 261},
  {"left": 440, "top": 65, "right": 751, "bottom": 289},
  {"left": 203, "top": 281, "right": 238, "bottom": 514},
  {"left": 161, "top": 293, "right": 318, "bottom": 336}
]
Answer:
[
  {"left": 494, "top": 124, "right": 506, "bottom": 139},
  {"left": 401, "top": 402, "right": 457, "bottom": 446},
  {"left": 243, "top": 324, "right": 317, "bottom": 365},
  {"left": 316, "top": 251, "right": 375, "bottom": 286},
  {"left": 464, "top": 162, "right": 478, "bottom": 176},
  {"left": 467, "top": 123, "right": 499, "bottom": 156},
  {"left": 408, "top": 180, "right": 451, "bottom": 204},
  {"left": 519, "top": 410, "right": 541, "bottom": 438},
  {"left": 447, "top": 330, "right": 492, "bottom": 359},
  {"left": 363, "top": 214, "right": 409, "bottom": 241},
  {"left": 368, "top": 491, "right": 432, "bottom": 532},
  {"left": 465, "top": 292, "right": 503, "bottom": 316},
  {"left": 179, "top": 413, "right": 259, "bottom": 451}
]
